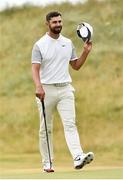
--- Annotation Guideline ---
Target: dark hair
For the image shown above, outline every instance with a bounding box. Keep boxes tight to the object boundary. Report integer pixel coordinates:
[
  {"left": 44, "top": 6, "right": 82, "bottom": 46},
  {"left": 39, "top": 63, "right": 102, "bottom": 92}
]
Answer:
[{"left": 46, "top": 11, "right": 62, "bottom": 21}]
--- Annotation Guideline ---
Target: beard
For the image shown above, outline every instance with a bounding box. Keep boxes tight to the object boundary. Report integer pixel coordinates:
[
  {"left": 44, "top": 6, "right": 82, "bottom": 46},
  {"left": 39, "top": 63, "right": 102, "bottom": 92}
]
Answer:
[{"left": 49, "top": 25, "right": 62, "bottom": 34}]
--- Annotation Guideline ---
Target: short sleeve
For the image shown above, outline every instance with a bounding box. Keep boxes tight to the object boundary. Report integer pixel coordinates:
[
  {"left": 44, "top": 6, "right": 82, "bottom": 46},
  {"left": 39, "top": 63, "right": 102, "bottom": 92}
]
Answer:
[
  {"left": 70, "top": 42, "right": 78, "bottom": 61},
  {"left": 31, "top": 44, "right": 43, "bottom": 64}
]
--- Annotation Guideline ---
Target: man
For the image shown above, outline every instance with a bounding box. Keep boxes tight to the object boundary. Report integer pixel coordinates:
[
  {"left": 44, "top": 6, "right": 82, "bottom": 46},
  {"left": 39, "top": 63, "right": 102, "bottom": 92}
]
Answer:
[{"left": 31, "top": 11, "right": 94, "bottom": 173}]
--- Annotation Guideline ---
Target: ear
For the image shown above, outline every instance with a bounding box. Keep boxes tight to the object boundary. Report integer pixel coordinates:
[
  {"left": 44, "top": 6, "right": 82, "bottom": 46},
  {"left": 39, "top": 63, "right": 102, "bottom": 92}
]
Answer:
[{"left": 45, "top": 21, "right": 49, "bottom": 26}]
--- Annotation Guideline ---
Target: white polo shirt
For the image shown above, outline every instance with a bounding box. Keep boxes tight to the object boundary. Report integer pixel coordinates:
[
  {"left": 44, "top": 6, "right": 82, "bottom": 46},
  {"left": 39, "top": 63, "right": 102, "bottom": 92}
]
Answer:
[{"left": 32, "top": 33, "right": 78, "bottom": 84}]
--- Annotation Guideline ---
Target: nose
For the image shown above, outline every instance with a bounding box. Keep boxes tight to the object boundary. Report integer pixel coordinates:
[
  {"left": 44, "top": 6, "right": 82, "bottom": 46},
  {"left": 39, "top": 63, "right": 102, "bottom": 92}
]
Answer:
[{"left": 56, "top": 22, "right": 61, "bottom": 26}]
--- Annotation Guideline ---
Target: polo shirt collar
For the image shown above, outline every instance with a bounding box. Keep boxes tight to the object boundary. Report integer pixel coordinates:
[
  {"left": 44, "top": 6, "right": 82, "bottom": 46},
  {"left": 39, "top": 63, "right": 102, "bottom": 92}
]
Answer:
[{"left": 46, "top": 33, "right": 61, "bottom": 41}]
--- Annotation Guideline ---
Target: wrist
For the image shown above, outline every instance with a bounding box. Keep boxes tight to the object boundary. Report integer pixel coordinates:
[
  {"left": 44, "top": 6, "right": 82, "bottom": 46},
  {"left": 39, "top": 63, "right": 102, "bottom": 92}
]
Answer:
[
  {"left": 82, "top": 50, "right": 89, "bottom": 58},
  {"left": 36, "top": 84, "right": 42, "bottom": 88},
  {"left": 83, "top": 48, "right": 90, "bottom": 54}
]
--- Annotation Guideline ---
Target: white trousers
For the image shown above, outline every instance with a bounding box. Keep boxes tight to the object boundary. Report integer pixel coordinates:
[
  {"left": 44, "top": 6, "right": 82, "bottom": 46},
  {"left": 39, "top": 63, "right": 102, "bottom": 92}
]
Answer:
[{"left": 36, "top": 84, "right": 83, "bottom": 164}]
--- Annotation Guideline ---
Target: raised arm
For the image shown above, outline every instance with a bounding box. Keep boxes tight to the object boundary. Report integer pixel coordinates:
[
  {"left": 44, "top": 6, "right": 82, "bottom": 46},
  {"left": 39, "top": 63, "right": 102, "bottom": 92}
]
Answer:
[{"left": 70, "top": 41, "right": 92, "bottom": 70}]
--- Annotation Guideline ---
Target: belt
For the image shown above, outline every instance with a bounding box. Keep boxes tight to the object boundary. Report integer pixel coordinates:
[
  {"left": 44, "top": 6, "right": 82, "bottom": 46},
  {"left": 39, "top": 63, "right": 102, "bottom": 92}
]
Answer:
[
  {"left": 53, "top": 83, "right": 69, "bottom": 87},
  {"left": 43, "top": 83, "right": 69, "bottom": 87}
]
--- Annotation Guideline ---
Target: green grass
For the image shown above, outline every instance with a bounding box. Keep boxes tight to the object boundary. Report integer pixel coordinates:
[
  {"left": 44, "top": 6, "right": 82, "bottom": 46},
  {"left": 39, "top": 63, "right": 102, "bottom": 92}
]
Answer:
[
  {"left": 1, "top": 169, "right": 123, "bottom": 179},
  {"left": 0, "top": 154, "right": 123, "bottom": 179},
  {"left": 0, "top": 0, "right": 123, "bottom": 171}
]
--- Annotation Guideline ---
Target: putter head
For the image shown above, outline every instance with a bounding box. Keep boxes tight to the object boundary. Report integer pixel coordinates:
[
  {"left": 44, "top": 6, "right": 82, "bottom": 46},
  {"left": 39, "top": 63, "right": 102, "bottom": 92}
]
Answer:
[{"left": 43, "top": 168, "right": 54, "bottom": 173}]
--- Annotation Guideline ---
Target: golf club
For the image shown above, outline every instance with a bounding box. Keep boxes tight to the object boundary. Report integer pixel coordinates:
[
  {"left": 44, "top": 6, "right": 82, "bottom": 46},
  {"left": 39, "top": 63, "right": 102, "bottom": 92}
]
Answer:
[
  {"left": 36, "top": 94, "right": 52, "bottom": 169},
  {"left": 41, "top": 99, "right": 52, "bottom": 169}
]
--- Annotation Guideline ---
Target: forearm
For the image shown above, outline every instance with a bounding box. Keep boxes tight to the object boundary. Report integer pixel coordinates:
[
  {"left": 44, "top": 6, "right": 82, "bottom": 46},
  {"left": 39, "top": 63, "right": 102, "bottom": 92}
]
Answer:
[
  {"left": 32, "top": 63, "right": 45, "bottom": 99},
  {"left": 70, "top": 41, "right": 92, "bottom": 70},
  {"left": 32, "top": 64, "right": 42, "bottom": 88},
  {"left": 74, "top": 51, "right": 89, "bottom": 70}
]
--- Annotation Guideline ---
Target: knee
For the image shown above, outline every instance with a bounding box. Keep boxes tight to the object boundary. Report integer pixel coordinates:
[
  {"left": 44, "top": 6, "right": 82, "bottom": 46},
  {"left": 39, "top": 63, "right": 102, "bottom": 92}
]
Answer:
[
  {"left": 39, "top": 126, "right": 52, "bottom": 138},
  {"left": 63, "top": 121, "right": 76, "bottom": 132}
]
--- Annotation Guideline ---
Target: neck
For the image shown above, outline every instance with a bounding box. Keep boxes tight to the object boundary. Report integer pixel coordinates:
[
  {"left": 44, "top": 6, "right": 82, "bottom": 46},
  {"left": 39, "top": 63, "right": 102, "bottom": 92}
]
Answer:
[{"left": 47, "top": 32, "right": 60, "bottom": 39}]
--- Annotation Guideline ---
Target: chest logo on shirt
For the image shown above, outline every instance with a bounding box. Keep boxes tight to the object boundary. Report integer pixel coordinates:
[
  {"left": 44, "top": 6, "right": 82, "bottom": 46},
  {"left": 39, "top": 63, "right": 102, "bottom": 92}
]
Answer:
[{"left": 62, "top": 44, "right": 66, "bottom": 47}]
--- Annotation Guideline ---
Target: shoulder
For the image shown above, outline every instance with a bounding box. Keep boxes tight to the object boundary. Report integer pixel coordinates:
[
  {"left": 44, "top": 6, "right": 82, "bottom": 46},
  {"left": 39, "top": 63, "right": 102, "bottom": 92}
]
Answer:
[{"left": 35, "top": 34, "right": 48, "bottom": 47}]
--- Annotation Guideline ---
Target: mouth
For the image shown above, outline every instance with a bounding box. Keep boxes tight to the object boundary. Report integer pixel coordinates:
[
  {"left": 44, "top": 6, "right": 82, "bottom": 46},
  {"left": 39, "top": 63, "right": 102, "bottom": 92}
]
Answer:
[
  {"left": 55, "top": 27, "right": 61, "bottom": 30},
  {"left": 51, "top": 26, "right": 62, "bottom": 34}
]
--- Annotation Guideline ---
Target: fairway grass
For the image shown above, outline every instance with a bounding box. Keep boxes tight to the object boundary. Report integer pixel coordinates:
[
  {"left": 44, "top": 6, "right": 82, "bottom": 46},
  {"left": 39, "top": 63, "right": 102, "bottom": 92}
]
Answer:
[
  {"left": 1, "top": 154, "right": 123, "bottom": 179},
  {"left": 1, "top": 167, "right": 123, "bottom": 179}
]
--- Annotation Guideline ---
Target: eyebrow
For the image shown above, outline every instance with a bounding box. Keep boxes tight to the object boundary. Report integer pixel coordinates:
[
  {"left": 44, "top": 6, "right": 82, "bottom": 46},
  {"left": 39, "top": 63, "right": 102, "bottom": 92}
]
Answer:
[{"left": 52, "top": 20, "right": 62, "bottom": 23}]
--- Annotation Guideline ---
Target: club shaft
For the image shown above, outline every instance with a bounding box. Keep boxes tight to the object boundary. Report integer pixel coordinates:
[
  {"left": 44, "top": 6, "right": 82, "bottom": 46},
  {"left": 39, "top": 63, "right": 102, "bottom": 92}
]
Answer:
[{"left": 41, "top": 100, "right": 52, "bottom": 168}]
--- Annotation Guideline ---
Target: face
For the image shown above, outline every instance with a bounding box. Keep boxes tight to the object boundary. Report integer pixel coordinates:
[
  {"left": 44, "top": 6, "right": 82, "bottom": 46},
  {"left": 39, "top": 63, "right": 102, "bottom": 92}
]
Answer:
[{"left": 47, "top": 16, "right": 62, "bottom": 34}]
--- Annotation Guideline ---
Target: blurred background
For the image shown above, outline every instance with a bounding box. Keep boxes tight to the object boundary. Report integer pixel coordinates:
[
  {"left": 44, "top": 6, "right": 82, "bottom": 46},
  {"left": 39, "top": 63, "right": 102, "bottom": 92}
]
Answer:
[{"left": 0, "top": 0, "right": 123, "bottom": 172}]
